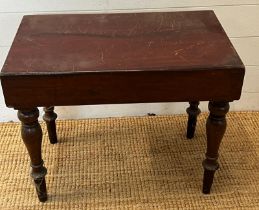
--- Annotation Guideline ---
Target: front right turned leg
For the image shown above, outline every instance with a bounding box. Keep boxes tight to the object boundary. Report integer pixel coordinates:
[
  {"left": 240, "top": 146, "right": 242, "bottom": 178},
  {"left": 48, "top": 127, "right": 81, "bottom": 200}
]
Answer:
[
  {"left": 202, "top": 101, "right": 229, "bottom": 194},
  {"left": 18, "top": 108, "right": 48, "bottom": 202}
]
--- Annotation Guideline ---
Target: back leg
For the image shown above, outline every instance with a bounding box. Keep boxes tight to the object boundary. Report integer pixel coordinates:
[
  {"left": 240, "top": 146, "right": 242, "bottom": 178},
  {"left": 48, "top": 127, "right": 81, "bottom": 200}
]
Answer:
[
  {"left": 43, "top": 107, "right": 58, "bottom": 144},
  {"left": 186, "top": 101, "right": 201, "bottom": 139}
]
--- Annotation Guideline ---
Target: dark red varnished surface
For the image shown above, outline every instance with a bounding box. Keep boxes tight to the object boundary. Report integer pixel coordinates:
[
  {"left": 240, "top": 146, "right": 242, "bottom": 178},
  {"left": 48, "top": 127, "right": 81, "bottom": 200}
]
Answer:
[
  {"left": 2, "top": 11, "right": 243, "bottom": 75},
  {"left": 0, "top": 11, "right": 245, "bottom": 108}
]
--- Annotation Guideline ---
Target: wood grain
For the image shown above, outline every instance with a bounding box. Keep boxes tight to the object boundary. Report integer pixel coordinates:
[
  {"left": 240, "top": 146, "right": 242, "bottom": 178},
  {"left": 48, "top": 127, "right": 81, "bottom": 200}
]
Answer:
[{"left": 1, "top": 11, "right": 243, "bottom": 74}]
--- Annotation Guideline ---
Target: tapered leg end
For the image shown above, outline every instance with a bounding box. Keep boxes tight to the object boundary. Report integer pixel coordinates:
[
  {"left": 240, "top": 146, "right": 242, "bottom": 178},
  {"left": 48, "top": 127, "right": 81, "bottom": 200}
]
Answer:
[
  {"left": 47, "top": 121, "right": 58, "bottom": 144},
  {"left": 202, "top": 169, "right": 216, "bottom": 194},
  {"left": 31, "top": 162, "right": 48, "bottom": 202},
  {"left": 35, "top": 177, "right": 48, "bottom": 202}
]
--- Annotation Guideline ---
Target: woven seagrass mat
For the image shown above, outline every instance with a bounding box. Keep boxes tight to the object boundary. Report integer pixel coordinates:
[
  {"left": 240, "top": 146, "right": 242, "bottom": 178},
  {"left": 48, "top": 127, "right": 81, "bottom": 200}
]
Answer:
[{"left": 0, "top": 112, "right": 259, "bottom": 209}]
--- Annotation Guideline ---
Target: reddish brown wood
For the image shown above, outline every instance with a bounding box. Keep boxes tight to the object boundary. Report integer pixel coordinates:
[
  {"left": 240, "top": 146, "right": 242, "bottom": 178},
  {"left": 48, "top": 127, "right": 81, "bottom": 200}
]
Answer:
[
  {"left": 203, "top": 101, "right": 229, "bottom": 194},
  {"left": 1, "top": 11, "right": 245, "bottom": 108},
  {"left": 186, "top": 101, "right": 201, "bottom": 139},
  {"left": 1, "top": 11, "right": 244, "bottom": 75},
  {"left": 17, "top": 108, "right": 47, "bottom": 202},
  {"left": 1, "top": 69, "right": 244, "bottom": 108},
  {"left": 43, "top": 106, "right": 58, "bottom": 144},
  {"left": 0, "top": 11, "right": 245, "bottom": 202}
]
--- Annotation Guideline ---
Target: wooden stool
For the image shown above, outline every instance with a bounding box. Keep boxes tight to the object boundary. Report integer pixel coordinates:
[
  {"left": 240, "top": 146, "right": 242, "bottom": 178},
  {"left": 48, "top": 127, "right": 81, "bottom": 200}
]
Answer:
[{"left": 0, "top": 11, "right": 245, "bottom": 202}]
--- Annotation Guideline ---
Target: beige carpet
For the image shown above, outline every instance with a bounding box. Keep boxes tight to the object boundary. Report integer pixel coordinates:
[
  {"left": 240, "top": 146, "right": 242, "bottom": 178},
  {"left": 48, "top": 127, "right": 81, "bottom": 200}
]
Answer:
[{"left": 0, "top": 112, "right": 259, "bottom": 209}]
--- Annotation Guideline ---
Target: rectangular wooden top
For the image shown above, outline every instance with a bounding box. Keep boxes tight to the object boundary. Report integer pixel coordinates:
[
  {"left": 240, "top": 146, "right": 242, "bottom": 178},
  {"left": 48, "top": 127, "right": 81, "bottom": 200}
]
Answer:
[{"left": 1, "top": 11, "right": 244, "bottom": 76}]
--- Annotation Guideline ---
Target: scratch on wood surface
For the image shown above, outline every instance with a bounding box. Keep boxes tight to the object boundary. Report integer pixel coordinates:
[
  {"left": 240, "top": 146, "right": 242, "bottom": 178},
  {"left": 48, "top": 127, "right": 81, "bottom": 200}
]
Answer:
[
  {"left": 170, "top": 20, "right": 176, "bottom": 30},
  {"left": 157, "top": 15, "right": 164, "bottom": 31},
  {"left": 173, "top": 48, "right": 184, "bottom": 56},
  {"left": 129, "top": 22, "right": 139, "bottom": 36},
  {"left": 25, "top": 37, "right": 33, "bottom": 42},
  {"left": 78, "top": 26, "right": 83, "bottom": 33},
  {"left": 25, "top": 60, "right": 33, "bottom": 72},
  {"left": 148, "top": 41, "right": 154, "bottom": 47},
  {"left": 101, "top": 51, "right": 104, "bottom": 62},
  {"left": 25, "top": 37, "right": 46, "bottom": 48},
  {"left": 72, "top": 64, "right": 75, "bottom": 71}
]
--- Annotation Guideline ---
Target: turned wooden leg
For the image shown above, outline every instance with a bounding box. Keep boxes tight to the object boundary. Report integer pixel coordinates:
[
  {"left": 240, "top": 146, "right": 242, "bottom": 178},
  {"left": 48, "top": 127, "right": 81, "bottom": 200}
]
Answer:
[
  {"left": 43, "top": 106, "right": 58, "bottom": 144},
  {"left": 18, "top": 108, "right": 48, "bottom": 202},
  {"left": 202, "top": 101, "right": 229, "bottom": 194},
  {"left": 186, "top": 101, "right": 201, "bottom": 139}
]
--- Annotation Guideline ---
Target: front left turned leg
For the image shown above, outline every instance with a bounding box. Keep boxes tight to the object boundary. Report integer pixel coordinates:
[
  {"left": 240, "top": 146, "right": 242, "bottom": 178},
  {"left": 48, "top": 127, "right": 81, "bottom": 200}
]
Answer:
[
  {"left": 18, "top": 108, "right": 48, "bottom": 202},
  {"left": 43, "top": 106, "right": 58, "bottom": 144},
  {"left": 202, "top": 101, "right": 229, "bottom": 194},
  {"left": 186, "top": 101, "right": 201, "bottom": 139}
]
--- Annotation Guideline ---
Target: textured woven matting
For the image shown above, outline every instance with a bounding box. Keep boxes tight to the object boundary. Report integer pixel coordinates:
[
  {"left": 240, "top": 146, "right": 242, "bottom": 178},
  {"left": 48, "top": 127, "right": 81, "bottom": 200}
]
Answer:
[{"left": 0, "top": 112, "right": 259, "bottom": 209}]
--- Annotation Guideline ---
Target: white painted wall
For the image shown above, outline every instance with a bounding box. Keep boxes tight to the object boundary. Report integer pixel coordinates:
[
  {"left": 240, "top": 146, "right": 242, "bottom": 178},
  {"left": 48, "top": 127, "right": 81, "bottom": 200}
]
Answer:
[{"left": 0, "top": 1, "right": 259, "bottom": 122}]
